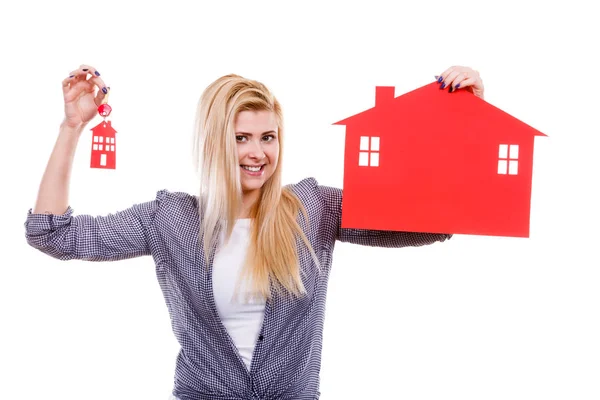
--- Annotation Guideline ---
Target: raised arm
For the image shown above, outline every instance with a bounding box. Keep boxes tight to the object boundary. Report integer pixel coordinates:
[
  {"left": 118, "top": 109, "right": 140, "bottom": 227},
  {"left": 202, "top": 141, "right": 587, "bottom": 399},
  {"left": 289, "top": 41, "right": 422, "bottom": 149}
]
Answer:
[
  {"left": 25, "top": 64, "right": 157, "bottom": 261},
  {"left": 33, "top": 64, "right": 109, "bottom": 215}
]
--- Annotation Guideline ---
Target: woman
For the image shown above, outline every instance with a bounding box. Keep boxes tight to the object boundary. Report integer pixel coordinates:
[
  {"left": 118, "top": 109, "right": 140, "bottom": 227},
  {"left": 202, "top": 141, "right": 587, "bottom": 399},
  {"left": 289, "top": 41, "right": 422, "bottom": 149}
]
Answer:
[{"left": 25, "top": 65, "right": 484, "bottom": 400}]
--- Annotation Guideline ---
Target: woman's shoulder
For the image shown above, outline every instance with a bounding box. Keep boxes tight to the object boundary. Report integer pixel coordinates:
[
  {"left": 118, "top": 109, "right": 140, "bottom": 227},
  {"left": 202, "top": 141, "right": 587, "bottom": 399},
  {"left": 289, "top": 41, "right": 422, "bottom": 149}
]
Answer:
[
  {"left": 285, "top": 177, "right": 343, "bottom": 210},
  {"left": 286, "top": 177, "right": 341, "bottom": 196},
  {"left": 285, "top": 177, "right": 324, "bottom": 201},
  {"left": 156, "top": 188, "right": 197, "bottom": 202},
  {"left": 155, "top": 188, "right": 197, "bottom": 203},
  {"left": 153, "top": 189, "right": 199, "bottom": 216}
]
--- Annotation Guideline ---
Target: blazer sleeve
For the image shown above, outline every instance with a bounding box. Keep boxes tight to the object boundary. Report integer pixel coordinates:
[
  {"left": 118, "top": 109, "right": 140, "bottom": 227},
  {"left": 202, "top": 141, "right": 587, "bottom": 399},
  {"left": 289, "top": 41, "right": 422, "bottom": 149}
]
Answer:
[
  {"left": 23, "top": 194, "right": 162, "bottom": 262},
  {"left": 315, "top": 181, "right": 452, "bottom": 248}
]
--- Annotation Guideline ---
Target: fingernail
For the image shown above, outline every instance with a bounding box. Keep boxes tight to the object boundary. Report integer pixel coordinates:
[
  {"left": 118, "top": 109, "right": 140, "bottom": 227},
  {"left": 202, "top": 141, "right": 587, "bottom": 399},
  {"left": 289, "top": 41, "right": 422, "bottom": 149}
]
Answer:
[
  {"left": 434, "top": 75, "right": 439, "bottom": 80},
  {"left": 440, "top": 83, "right": 446, "bottom": 89},
  {"left": 95, "top": 71, "right": 101, "bottom": 76},
  {"left": 69, "top": 75, "right": 74, "bottom": 78},
  {"left": 456, "top": 83, "right": 461, "bottom": 89},
  {"left": 437, "top": 76, "right": 443, "bottom": 83},
  {"left": 102, "top": 87, "right": 107, "bottom": 94},
  {"left": 83, "top": 68, "right": 88, "bottom": 71},
  {"left": 449, "top": 86, "right": 454, "bottom": 93}
]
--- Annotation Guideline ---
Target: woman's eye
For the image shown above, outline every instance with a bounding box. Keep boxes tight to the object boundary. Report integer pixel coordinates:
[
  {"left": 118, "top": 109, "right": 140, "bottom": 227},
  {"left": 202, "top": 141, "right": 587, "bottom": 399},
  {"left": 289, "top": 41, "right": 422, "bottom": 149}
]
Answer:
[{"left": 236, "top": 135, "right": 275, "bottom": 142}]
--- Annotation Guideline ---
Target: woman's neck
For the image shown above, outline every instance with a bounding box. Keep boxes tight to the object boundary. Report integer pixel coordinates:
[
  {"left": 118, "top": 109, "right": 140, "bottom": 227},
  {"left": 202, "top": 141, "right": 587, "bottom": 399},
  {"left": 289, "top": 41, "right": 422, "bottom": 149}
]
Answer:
[{"left": 239, "top": 189, "right": 260, "bottom": 219}]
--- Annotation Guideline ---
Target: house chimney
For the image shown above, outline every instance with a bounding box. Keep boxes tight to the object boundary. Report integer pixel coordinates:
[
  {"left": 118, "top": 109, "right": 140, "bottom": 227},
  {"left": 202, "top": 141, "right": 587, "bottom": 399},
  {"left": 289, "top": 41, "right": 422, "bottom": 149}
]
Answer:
[{"left": 375, "top": 86, "right": 395, "bottom": 107}]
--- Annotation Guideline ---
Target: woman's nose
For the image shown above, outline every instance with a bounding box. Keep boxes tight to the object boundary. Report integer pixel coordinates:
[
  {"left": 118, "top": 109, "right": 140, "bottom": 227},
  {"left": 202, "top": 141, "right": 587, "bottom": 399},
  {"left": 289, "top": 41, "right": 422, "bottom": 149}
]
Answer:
[{"left": 248, "top": 140, "right": 265, "bottom": 159}]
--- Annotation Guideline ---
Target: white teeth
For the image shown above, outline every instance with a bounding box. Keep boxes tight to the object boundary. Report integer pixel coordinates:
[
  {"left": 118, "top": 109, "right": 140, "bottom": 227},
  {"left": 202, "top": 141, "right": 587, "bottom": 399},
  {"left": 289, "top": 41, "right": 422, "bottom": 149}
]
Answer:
[{"left": 242, "top": 165, "right": 262, "bottom": 172}]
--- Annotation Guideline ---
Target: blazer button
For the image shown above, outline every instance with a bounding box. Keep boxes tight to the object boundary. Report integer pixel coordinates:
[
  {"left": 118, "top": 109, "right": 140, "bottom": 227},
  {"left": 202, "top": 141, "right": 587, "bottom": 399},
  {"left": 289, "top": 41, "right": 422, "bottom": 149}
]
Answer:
[{"left": 258, "top": 334, "right": 264, "bottom": 341}]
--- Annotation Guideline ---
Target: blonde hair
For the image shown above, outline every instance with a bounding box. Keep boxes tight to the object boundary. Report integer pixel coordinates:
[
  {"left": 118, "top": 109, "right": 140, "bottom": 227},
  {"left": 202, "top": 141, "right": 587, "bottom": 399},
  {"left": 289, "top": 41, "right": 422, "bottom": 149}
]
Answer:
[{"left": 192, "top": 74, "right": 320, "bottom": 302}]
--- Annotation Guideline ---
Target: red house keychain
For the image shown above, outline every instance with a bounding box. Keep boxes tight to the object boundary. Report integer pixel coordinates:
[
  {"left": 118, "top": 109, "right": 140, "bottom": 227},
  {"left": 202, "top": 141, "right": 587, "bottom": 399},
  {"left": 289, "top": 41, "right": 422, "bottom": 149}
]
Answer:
[{"left": 90, "top": 88, "right": 118, "bottom": 169}]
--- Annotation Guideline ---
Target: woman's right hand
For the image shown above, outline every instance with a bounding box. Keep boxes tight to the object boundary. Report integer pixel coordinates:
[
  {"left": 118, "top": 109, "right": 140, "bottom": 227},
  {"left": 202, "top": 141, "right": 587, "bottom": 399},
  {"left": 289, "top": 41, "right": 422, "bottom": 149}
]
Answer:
[{"left": 62, "top": 64, "right": 109, "bottom": 128}]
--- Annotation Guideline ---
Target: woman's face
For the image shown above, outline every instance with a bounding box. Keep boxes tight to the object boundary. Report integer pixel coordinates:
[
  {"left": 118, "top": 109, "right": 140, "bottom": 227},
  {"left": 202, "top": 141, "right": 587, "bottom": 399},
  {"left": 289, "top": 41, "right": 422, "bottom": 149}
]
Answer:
[{"left": 234, "top": 110, "right": 279, "bottom": 194}]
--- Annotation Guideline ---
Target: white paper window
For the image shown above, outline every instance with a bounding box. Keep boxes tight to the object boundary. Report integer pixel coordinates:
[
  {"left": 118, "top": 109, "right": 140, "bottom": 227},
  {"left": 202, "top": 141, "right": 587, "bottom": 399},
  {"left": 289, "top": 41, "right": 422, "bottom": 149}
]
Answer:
[
  {"left": 360, "top": 136, "right": 369, "bottom": 151},
  {"left": 359, "top": 152, "right": 369, "bottom": 166},
  {"left": 371, "top": 137, "right": 380, "bottom": 151},
  {"left": 498, "top": 144, "right": 519, "bottom": 175},
  {"left": 370, "top": 152, "right": 379, "bottom": 167},
  {"left": 358, "top": 136, "right": 380, "bottom": 167},
  {"left": 498, "top": 144, "right": 508, "bottom": 158},
  {"left": 497, "top": 160, "right": 507, "bottom": 174},
  {"left": 93, "top": 144, "right": 98, "bottom": 150},
  {"left": 99, "top": 137, "right": 104, "bottom": 143},
  {"left": 111, "top": 145, "right": 115, "bottom": 151},
  {"left": 93, "top": 136, "right": 98, "bottom": 143},
  {"left": 99, "top": 144, "right": 103, "bottom": 151}
]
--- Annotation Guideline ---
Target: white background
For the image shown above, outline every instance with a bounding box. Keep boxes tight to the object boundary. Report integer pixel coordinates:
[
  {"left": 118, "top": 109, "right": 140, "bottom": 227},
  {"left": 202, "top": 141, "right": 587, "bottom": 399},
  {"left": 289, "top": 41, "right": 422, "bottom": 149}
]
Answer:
[{"left": 1, "top": 1, "right": 598, "bottom": 399}]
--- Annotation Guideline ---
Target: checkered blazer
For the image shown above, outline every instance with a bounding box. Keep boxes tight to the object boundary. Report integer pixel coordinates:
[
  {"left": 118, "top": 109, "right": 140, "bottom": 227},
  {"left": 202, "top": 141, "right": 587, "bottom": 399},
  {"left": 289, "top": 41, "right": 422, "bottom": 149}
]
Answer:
[{"left": 25, "top": 177, "right": 451, "bottom": 400}]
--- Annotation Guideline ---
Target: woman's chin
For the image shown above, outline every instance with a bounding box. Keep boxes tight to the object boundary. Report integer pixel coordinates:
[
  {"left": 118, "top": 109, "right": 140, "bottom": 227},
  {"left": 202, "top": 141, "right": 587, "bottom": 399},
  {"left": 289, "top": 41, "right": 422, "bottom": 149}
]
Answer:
[{"left": 241, "top": 181, "right": 265, "bottom": 193}]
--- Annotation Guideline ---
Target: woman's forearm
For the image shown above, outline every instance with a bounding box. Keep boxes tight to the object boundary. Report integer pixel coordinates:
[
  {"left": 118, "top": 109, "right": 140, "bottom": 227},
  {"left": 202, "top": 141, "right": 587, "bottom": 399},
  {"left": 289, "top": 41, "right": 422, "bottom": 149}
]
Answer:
[{"left": 32, "top": 120, "right": 86, "bottom": 215}]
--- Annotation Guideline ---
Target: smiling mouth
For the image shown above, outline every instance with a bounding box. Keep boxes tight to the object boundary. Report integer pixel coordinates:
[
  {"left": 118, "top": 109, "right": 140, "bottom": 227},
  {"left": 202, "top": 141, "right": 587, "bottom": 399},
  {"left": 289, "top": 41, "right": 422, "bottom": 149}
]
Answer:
[{"left": 241, "top": 165, "right": 265, "bottom": 172}]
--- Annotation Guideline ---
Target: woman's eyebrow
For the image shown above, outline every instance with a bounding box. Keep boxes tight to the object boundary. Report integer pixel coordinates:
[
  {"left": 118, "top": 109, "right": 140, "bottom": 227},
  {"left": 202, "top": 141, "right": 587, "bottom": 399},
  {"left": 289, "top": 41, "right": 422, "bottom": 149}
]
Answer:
[{"left": 235, "top": 130, "right": 277, "bottom": 135}]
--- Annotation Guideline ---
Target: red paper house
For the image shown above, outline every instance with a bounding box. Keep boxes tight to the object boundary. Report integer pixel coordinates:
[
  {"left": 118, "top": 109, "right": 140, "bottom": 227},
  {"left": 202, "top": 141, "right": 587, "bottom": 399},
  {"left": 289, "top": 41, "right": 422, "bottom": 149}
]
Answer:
[
  {"left": 90, "top": 120, "right": 117, "bottom": 169},
  {"left": 332, "top": 81, "right": 547, "bottom": 238}
]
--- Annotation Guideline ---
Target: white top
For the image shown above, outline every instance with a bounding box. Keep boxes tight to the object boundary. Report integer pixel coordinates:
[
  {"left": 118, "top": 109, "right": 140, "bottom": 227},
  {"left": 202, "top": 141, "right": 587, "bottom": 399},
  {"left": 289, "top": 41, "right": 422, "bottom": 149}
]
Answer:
[{"left": 212, "top": 218, "right": 266, "bottom": 371}]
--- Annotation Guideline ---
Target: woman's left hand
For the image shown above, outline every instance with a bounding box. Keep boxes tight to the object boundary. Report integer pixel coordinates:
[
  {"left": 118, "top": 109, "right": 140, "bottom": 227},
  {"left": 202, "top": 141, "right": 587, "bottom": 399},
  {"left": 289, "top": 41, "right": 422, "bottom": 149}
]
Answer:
[{"left": 436, "top": 66, "right": 484, "bottom": 100}]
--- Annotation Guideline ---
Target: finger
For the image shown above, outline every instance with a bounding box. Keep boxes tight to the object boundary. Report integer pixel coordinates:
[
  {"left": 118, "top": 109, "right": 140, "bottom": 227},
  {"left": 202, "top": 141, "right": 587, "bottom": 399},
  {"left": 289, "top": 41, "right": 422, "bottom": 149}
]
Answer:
[
  {"left": 63, "top": 80, "right": 93, "bottom": 103},
  {"left": 448, "top": 71, "right": 472, "bottom": 92},
  {"left": 94, "top": 85, "right": 110, "bottom": 106},
  {"left": 62, "top": 75, "right": 76, "bottom": 96},
  {"left": 459, "top": 78, "right": 485, "bottom": 99},
  {"left": 453, "top": 76, "right": 477, "bottom": 90},
  {"left": 78, "top": 64, "right": 102, "bottom": 79},
  {"left": 70, "top": 65, "right": 107, "bottom": 90},
  {"left": 441, "top": 70, "right": 463, "bottom": 90},
  {"left": 87, "top": 75, "right": 108, "bottom": 96},
  {"left": 67, "top": 72, "right": 94, "bottom": 97},
  {"left": 69, "top": 68, "right": 88, "bottom": 83},
  {"left": 436, "top": 66, "right": 457, "bottom": 83},
  {"left": 67, "top": 67, "right": 108, "bottom": 97}
]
